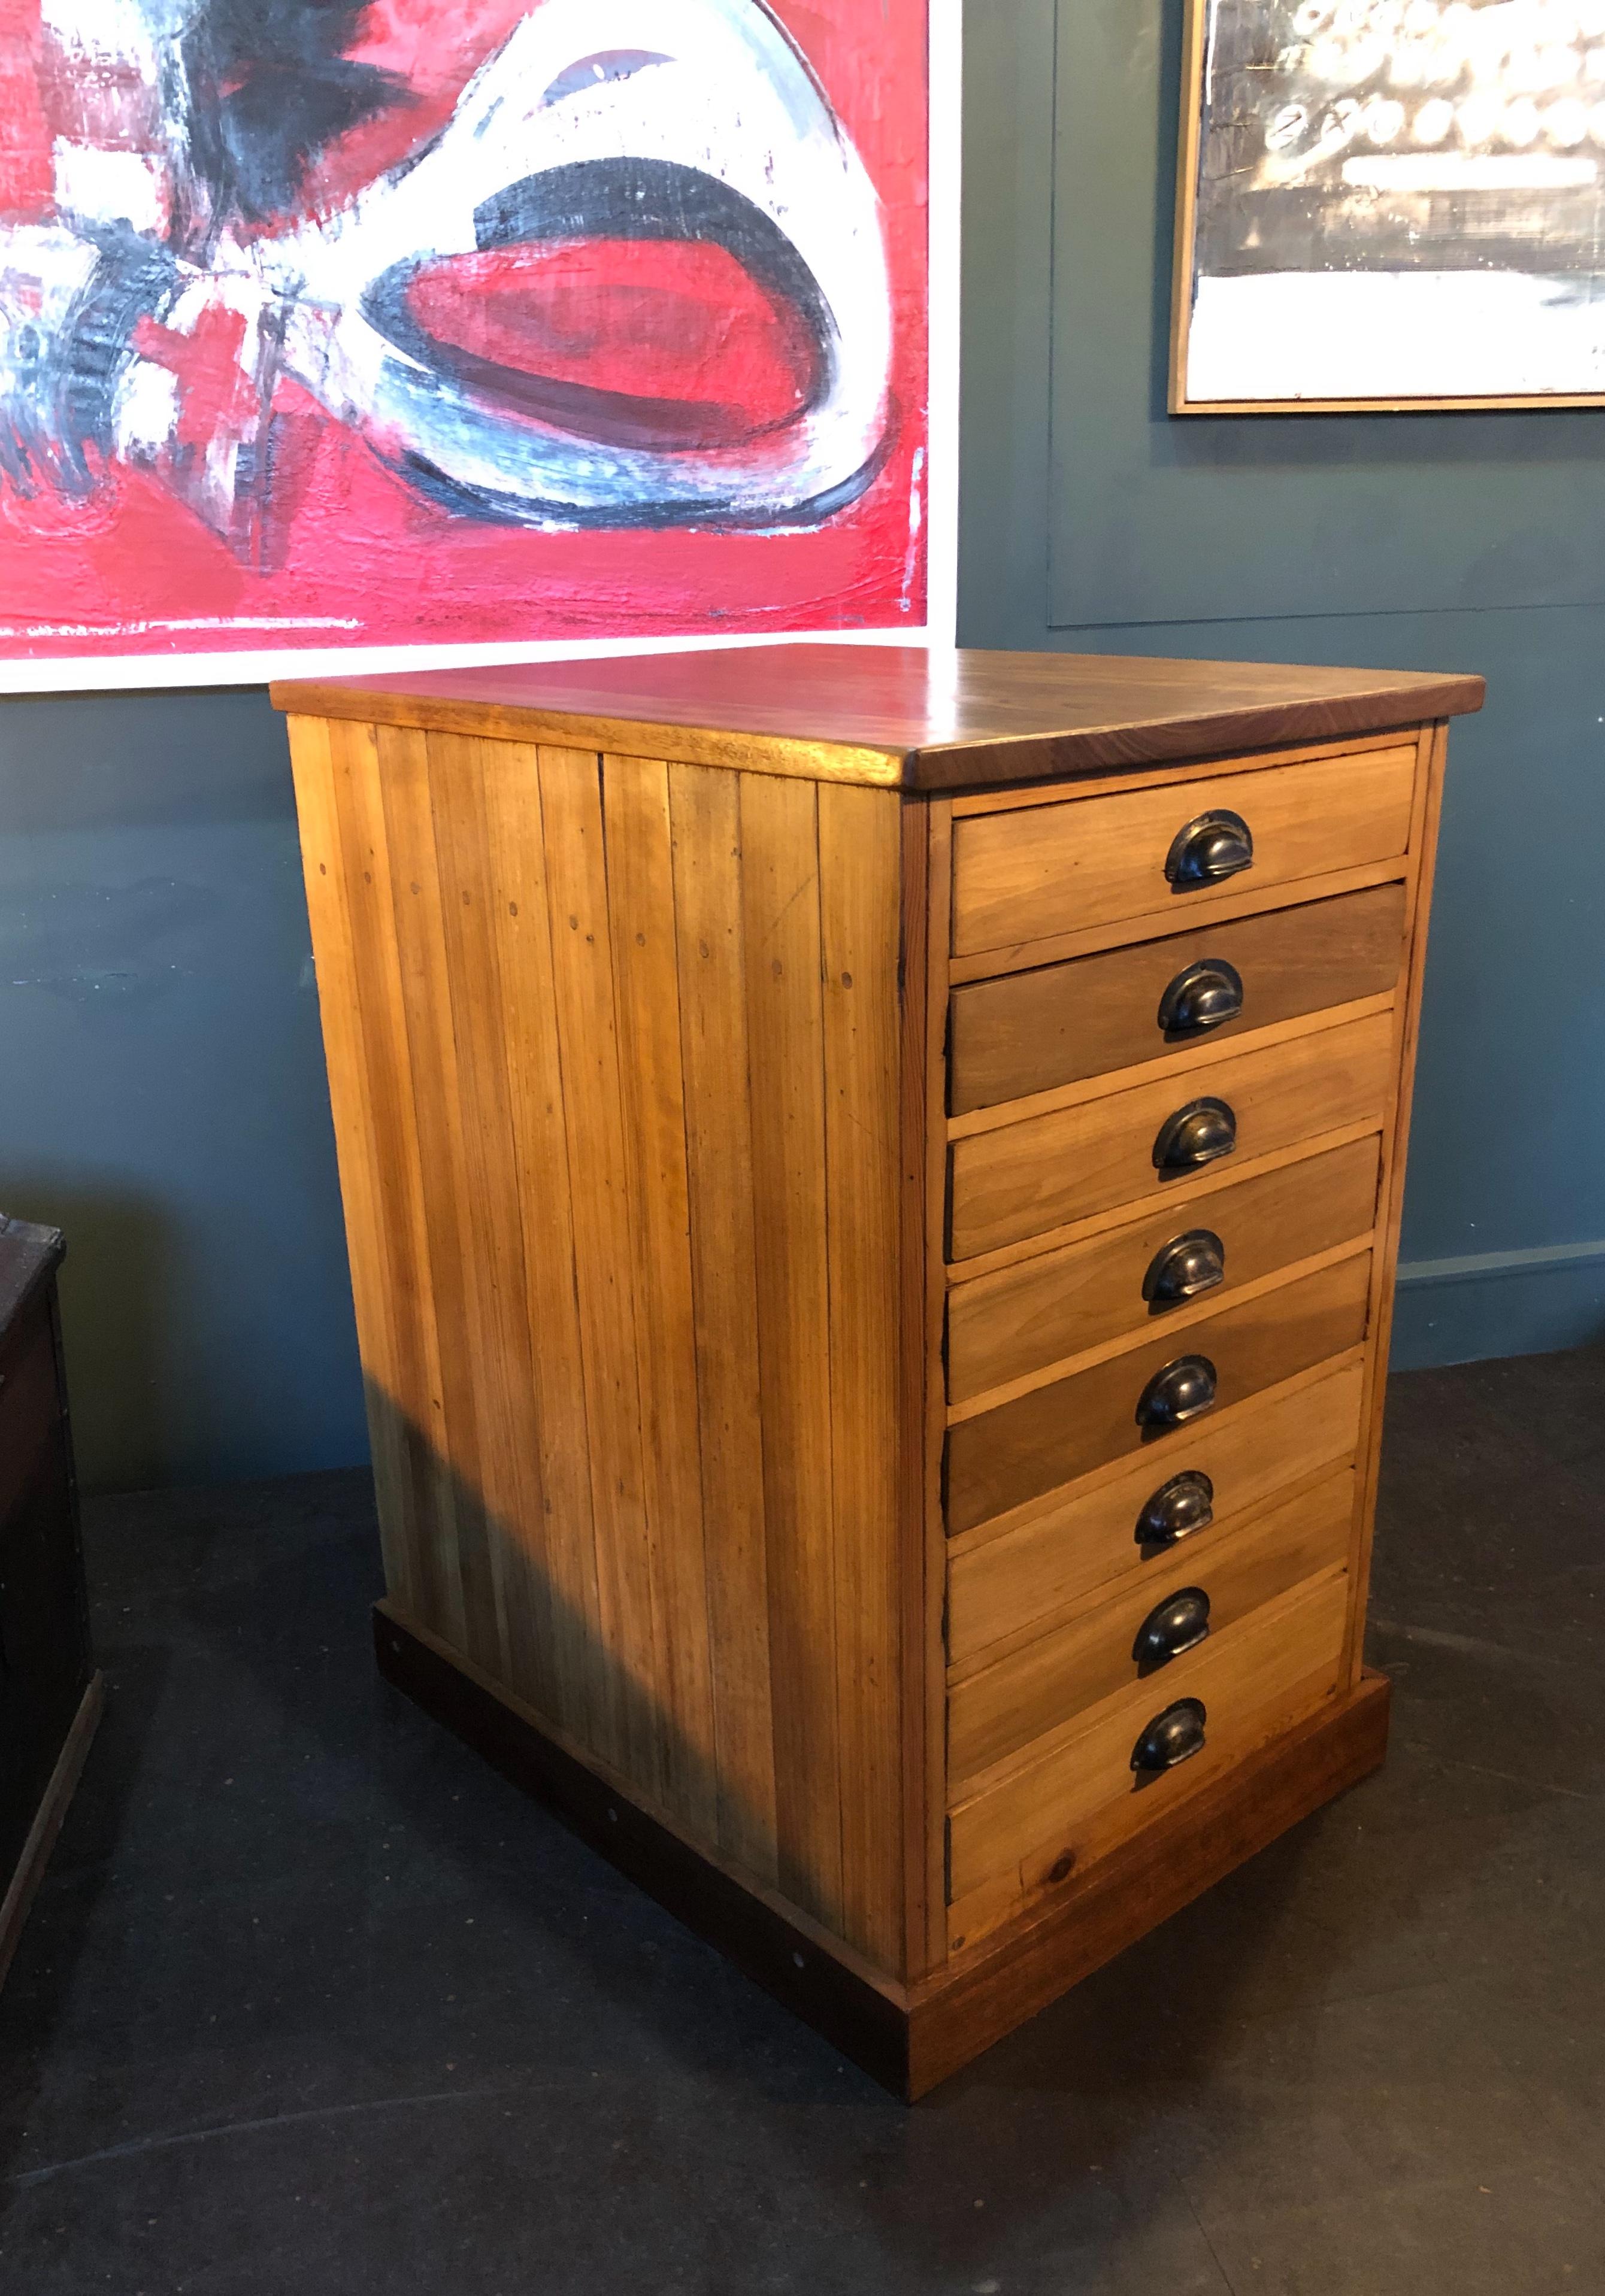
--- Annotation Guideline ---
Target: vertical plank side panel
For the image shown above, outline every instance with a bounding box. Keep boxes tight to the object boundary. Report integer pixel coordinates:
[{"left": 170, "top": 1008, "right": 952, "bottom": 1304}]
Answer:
[
  {"left": 423, "top": 732, "right": 558, "bottom": 1715},
  {"left": 819, "top": 783, "right": 906, "bottom": 1970},
  {"left": 740, "top": 772, "right": 844, "bottom": 1930},
  {"left": 285, "top": 715, "right": 420, "bottom": 1622},
  {"left": 481, "top": 742, "right": 607, "bottom": 1750},
  {"left": 374, "top": 724, "right": 507, "bottom": 1679},
  {"left": 1343, "top": 720, "right": 1449, "bottom": 1686},
  {"left": 668, "top": 763, "right": 780, "bottom": 1883},
  {"left": 322, "top": 716, "right": 467, "bottom": 1648},
  {"left": 602, "top": 754, "right": 719, "bottom": 1840},
  {"left": 537, "top": 745, "right": 662, "bottom": 1792}
]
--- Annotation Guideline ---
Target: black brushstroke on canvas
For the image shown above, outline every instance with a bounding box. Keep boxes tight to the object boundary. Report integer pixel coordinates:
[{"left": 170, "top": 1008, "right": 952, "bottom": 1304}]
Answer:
[
  {"left": 0, "top": 228, "right": 180, "bottom": 499},
  {"left": 179, "top": 0, "right": 407, "bottom": 231}
]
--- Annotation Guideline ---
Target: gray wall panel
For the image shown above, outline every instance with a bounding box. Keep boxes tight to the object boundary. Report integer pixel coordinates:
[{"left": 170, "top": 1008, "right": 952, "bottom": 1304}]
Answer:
[
  {"left": 962, "top": 0, "right": 1605, "bottom": 1368},
  {"left": 1047, "top": 0, "right": 1605, "bottom": 630},
  {"left": 0, "top": 689, "right": 365, "bottom": 1489}
]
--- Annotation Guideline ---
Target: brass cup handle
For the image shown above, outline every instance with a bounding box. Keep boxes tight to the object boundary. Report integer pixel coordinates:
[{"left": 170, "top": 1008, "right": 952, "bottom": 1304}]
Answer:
[
  {"left": 1152, "top": 1097, "right": 1237, "bottom": 1175},
  {"left": 1136, "top": 1354, "right": 1218, "bottom": 1433},
  {"left": 1143, "top": 1228, "right": 1226, "bottom": 1309},
  {"left": 1166, "top": 809, "right": 1254, "bottom": 889},
  {"left": 1135, "top": 1470, "right": 1216, "bottom": 1548},
  {"left": 1158, "top": 957, "right": 1244, "bottom": 1038}
]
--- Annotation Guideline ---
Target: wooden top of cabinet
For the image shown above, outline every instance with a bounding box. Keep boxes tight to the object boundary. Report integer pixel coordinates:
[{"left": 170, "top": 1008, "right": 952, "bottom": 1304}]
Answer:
[{"left": 271, "top": 644, "right": 1485, "bottom": 794}]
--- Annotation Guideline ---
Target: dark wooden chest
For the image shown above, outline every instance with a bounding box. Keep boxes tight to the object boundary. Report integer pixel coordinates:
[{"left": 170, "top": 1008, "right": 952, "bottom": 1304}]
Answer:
[{"left": 0, "top": 1214, "right": 100, "bottom": 1989}]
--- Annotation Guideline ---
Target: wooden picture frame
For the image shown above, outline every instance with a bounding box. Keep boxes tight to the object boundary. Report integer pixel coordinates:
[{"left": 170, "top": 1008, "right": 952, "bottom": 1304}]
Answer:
[{"left": 1170, "top": 0, "right": 1605, "bottom": 415}]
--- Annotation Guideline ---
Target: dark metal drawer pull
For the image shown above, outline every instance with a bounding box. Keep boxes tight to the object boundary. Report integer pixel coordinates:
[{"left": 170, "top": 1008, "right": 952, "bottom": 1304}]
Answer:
[
  {"left": 1131, "top": 1697, "right": 1208, "bottom": 1773},
  {"left": 1166, "top": 810, "right": 1253, "bottom": 889},
  {"left": 1136, "top": 1354, "right": 1218, "bottom": 1433},
  {"left": 1135, "top": 1470, "right": 1215, "bottom": 1548},
  {"left": 1152, "top": 1097, "right": 1237, "bottom": 1175},
  {"left": 1143, "top": 1228, "right": 1226, "bottom": 1309},
  {"left": 1132, "top": 1587, "right": 1212, "bottom": 1669},
  {"left": 1158, "top": 957, "right": 1244, "bottom": 1039}
]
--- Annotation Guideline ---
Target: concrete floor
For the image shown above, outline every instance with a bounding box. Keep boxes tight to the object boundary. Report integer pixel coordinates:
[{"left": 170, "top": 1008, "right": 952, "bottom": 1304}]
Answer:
[{"left": 2, "top": 1343, "right": 1604, "bottom": 2294}]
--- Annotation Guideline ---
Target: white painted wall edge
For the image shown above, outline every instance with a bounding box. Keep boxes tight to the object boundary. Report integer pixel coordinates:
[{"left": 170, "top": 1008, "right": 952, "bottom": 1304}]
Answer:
[{"left": 0, "top": 10, "right": 965, "bottom": 700}]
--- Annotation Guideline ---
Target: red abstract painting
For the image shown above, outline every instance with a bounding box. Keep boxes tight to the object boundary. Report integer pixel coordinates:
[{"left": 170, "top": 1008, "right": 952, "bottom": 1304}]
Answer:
[{"left": 0, "top": 0, "right": 931, "bottom": 670}]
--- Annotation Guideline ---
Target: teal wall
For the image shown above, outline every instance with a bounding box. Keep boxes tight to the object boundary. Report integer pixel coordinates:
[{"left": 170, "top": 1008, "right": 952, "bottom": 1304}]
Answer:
[
  {"left": 0, "top": 690, "right": 366, "bottom": 1490},
  {"left": 961, "top": 0, "right": 1605, "bottom": 1374},
  {"left": 0, "top": 0, "right": 1600, "bottom": 1491}
]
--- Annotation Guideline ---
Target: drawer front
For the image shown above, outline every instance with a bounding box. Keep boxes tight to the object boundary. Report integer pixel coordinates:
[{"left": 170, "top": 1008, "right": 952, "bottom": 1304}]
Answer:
[
  {"left": 948, "top": 1358, "right": 1365, "bottom": 1663},
  {"left": 946, "top": 1564, "right": 1350, "bottom": 1939},
  {"left": 947, "top": 1135, "right": 1380, "bottom": 1405},
  {"left": 949, "top": 1006, "right": 1395, "bottom": 1263},
  {"left": 948, "top": 1469, "right": 1354, "bottom": 1788},
  {"left": 949, "top": 882, "right": 1406, "bottom": 1115},
  {"left": 950, "top": 744, "right": 1418, "bottom": 957},
  {"left": 944, "top": 1252, "right": 1371, "bottom": 1536}
]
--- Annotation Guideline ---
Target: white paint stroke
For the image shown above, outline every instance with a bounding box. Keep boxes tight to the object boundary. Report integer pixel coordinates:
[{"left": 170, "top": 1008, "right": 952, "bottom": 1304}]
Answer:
[{"left": 1188, "top": 266, "right": 1605, "bottom": 400}]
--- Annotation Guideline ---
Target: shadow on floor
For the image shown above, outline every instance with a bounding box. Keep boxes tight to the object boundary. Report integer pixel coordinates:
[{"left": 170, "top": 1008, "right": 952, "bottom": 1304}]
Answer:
[{"left": 1, "top": 1343, "right": 1603, "bottom": 2294}]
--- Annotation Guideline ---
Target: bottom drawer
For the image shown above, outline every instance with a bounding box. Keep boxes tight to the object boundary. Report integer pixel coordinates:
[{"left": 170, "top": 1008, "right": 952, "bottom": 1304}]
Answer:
[{"left": 946, "top": 1562, "right": 1349, "bottom": 1949}]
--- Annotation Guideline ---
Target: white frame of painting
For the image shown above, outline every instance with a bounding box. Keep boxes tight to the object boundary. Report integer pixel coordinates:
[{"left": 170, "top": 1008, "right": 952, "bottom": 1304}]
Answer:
[
  {"left": 1170, "top": 0, "right": 1605, "bottom": 416},
  {"left": 2, "top": 1, "right": 961, "bottom": 694}
]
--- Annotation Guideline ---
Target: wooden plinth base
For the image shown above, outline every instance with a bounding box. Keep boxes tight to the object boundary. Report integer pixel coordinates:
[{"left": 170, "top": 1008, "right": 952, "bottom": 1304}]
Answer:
[
  {"left": 375, "top": 1603, "right": 1390, "bottom": 2101},
  {"left": 0, "top": 1671, "right": 104, "bottom": 1994}
]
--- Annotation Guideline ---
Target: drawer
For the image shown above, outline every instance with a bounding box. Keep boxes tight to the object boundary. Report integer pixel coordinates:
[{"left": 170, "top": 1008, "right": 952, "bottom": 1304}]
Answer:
[
  {"left": 950, "top": 742, "right": 1417, "bottom": 958},
  {"left": 947, "top": 1134, "right": 1380, "bottom": 1405},
  {"left": 947, "top": 1358, "right": 1365, "bottom": 1661},
  {"left": 948, "top": 1468, "right": 1354, "bottom": 1788},
  {"left": 949, "top": 1005, "right": 1395, "bottom": 1263},
  {"left": 944, "top": 1252, "right": 1371, "bottom": 1537},
  {"left": 946, "top": 1563, "right": 1350, "bottom": 1941},
  {"left": 949, "top": 882, "right": 1406, "bottom": 1115}
]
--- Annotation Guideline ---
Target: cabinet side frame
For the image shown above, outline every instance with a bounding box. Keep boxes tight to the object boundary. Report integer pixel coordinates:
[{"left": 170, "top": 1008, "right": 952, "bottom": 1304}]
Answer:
[
  {"left": 898, "top": 794, "right": 954, "bottom": 1979},
  {"left": 1342, "top": 718, "right": 1448, "bottom": 1684}
]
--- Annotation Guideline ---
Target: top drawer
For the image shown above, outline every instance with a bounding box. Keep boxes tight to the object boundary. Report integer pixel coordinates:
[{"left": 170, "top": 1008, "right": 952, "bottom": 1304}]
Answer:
[{"left": 950, "top": 743, "right": 1417, "bottom": 959}]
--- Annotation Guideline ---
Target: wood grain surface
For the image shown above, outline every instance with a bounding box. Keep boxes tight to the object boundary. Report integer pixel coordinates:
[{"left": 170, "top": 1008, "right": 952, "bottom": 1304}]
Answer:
[
  {"left": 949, "top": 884, "right": 1407, "bottom": 1114},
  {"left": 272, "top": 645, "right": 1484, "bottom": 794},
  {"left": 287, "top": 721, "right": 911, "bottom": 1971}
]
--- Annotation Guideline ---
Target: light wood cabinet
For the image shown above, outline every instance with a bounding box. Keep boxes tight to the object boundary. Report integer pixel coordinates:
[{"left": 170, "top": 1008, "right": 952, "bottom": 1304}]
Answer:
[{"left": 273, "top": 642, "right": 1482, "bottom": 2099}]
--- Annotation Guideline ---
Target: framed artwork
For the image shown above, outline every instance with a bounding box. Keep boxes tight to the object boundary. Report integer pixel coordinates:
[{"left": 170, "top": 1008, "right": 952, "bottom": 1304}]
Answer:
[
  {"left": 0, "top": 0, "right": 956, "bottom": 689},
  {"left": 1172, "top": 0, "right": 1605, "bottom": 413}
]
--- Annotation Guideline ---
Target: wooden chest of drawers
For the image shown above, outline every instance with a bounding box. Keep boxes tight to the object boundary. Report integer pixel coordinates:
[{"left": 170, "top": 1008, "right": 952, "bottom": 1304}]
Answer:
[{"left": 274, "top": 644, "right": 1483, "bottom": 2097}]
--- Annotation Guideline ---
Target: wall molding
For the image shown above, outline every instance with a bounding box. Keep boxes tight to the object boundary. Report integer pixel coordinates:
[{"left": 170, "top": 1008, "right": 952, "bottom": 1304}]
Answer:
[{"left": 1392, "top": 1239, "right": 1605, "bottom": 1372}]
